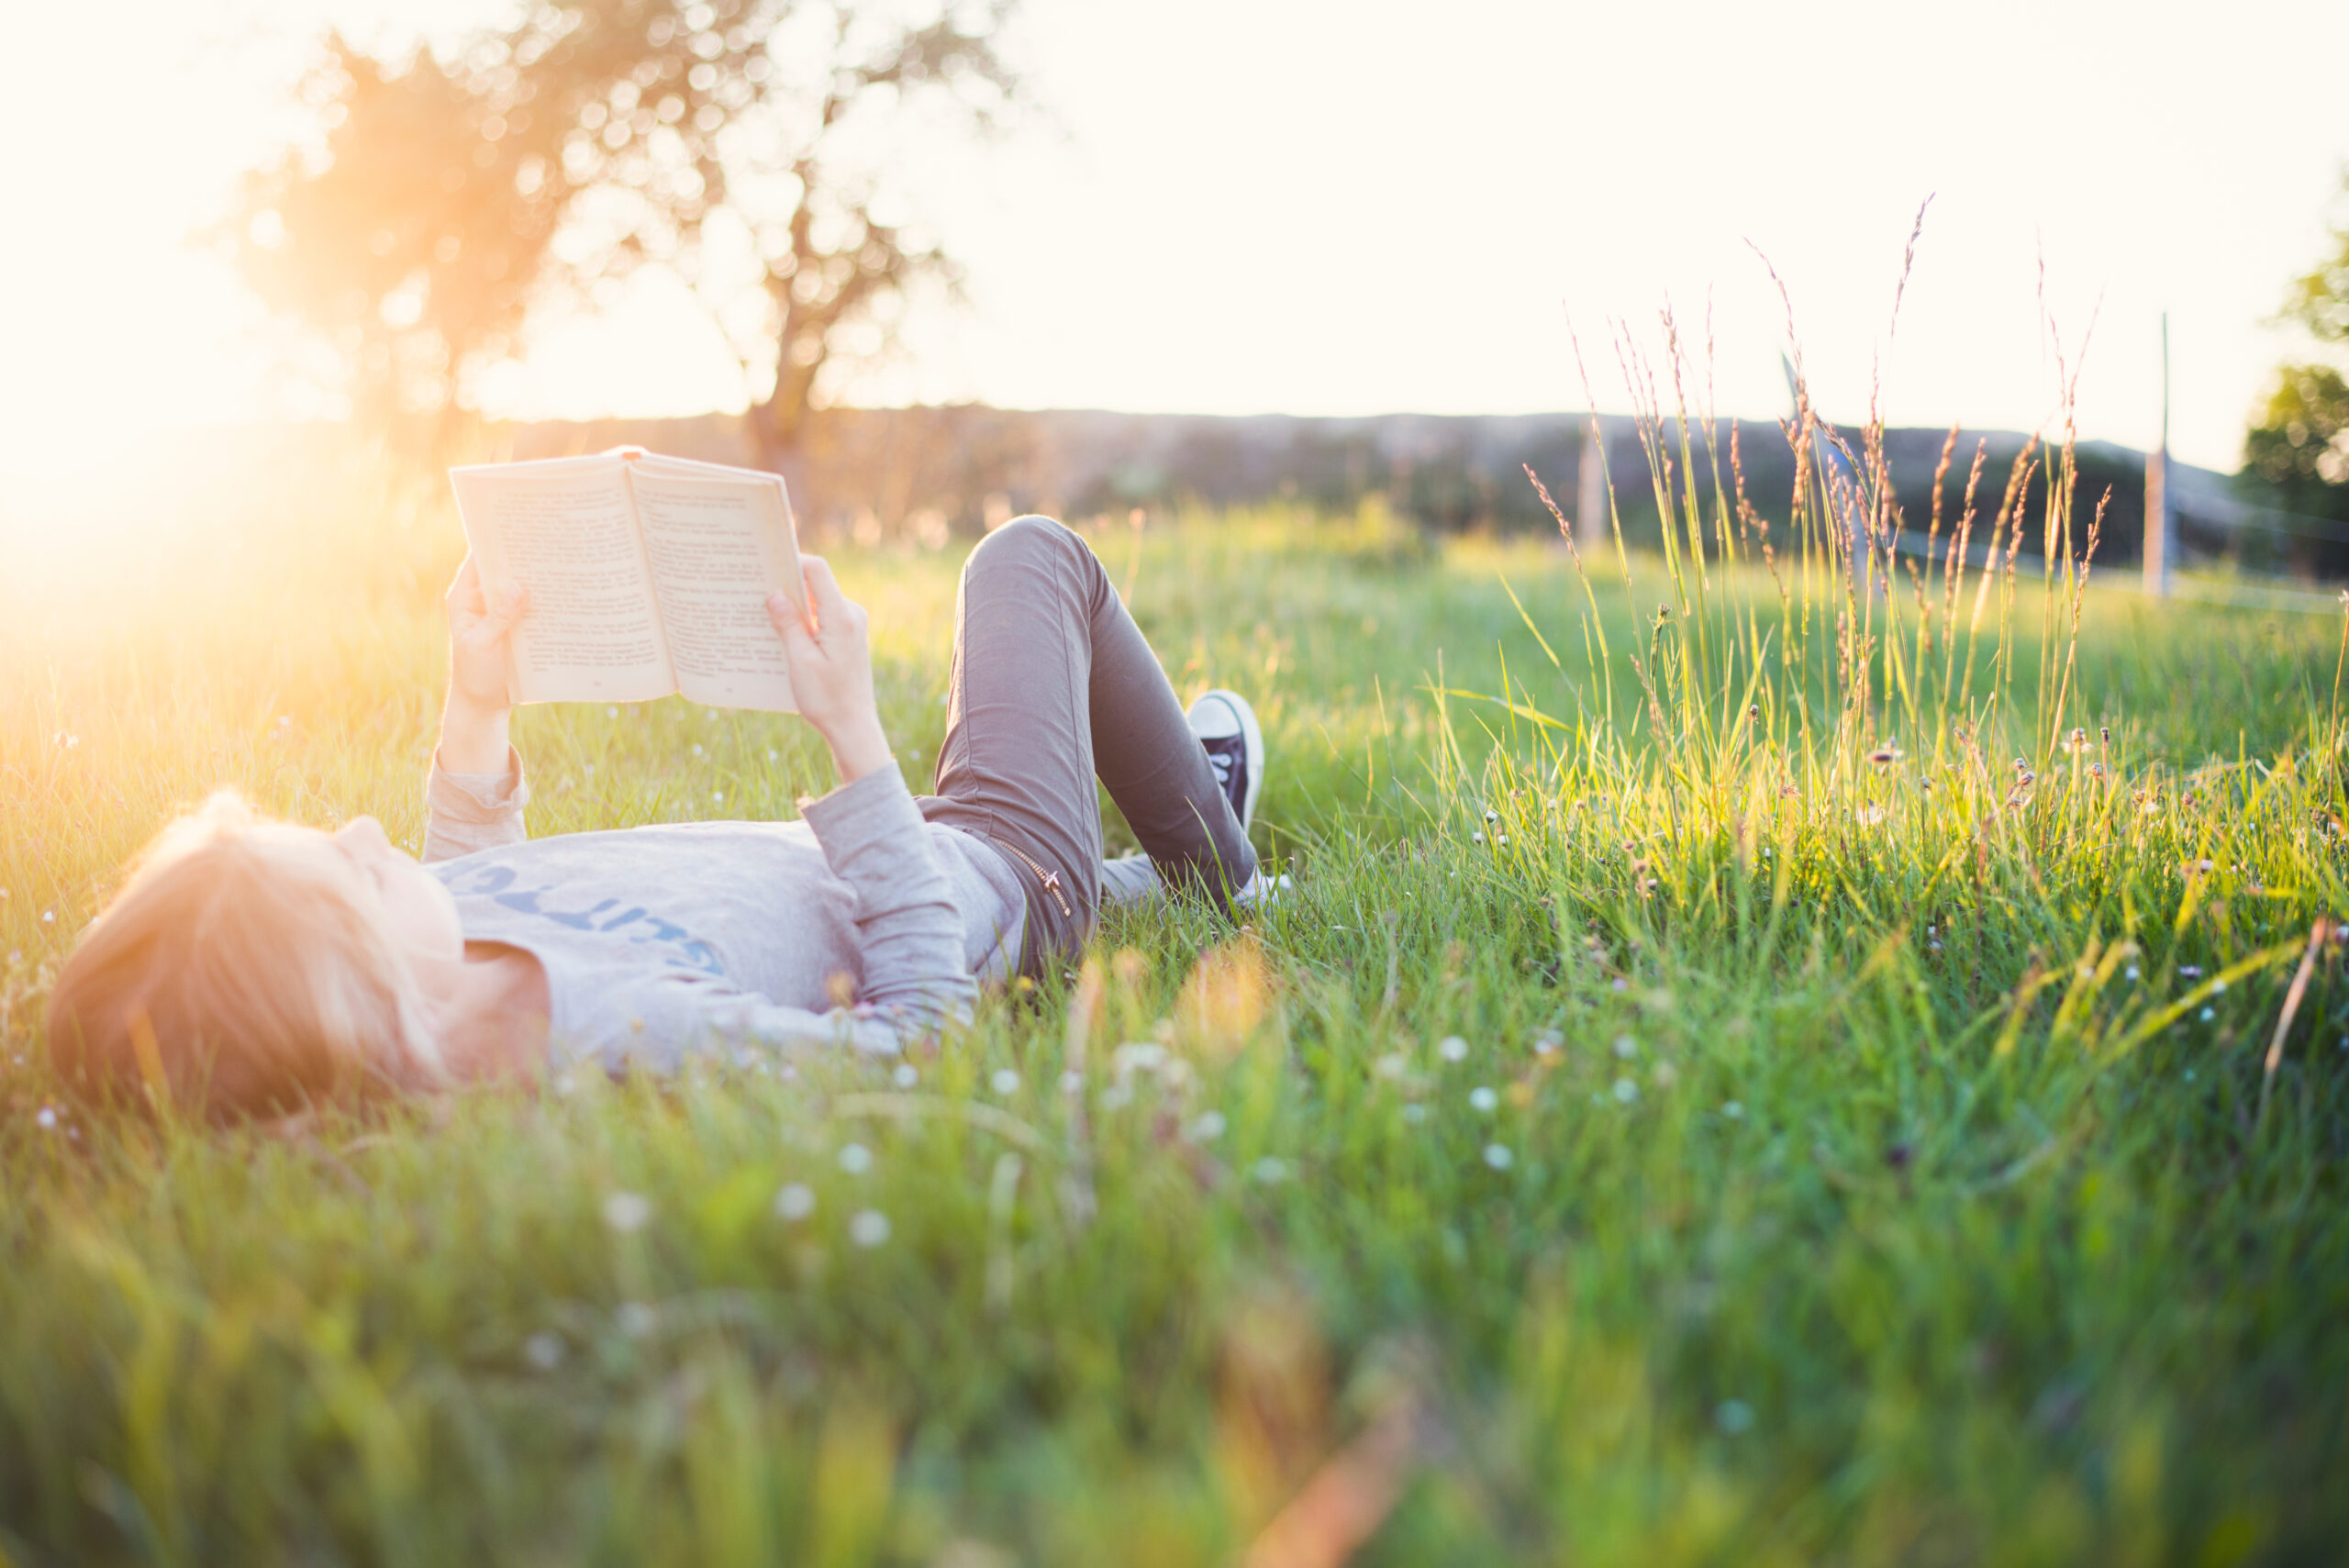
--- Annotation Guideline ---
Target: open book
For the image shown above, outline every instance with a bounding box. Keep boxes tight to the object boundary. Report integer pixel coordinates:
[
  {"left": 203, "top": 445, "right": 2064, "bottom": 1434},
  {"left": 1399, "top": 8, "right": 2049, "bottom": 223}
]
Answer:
[{"left": 449, "top": 448, "right": 807, "bottom": 711}]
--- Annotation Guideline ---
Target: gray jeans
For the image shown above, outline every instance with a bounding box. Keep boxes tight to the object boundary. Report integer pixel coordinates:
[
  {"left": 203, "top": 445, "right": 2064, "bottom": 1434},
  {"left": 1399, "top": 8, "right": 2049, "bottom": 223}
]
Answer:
[{"left": 917, "top": 516, "right": 1258, "bottom": 976}]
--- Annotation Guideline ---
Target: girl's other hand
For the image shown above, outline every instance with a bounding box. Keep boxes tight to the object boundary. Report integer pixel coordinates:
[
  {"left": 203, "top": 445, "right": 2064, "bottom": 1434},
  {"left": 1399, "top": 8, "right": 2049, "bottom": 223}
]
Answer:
[
  {"left": 446, "top": 555, "right": 528, "bottom": 717},
  {"left": 769, "top": 557, "right": 892, "bottom": 783}
]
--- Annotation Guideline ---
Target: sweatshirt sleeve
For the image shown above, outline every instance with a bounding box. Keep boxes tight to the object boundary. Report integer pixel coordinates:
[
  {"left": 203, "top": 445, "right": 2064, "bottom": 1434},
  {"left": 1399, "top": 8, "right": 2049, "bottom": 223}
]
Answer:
[
  {"left": 422, "top": 746, "right": 530, "bottom": 862},
  {"left": 794, "top": 766, "right": 978, "bottom": 1045}
]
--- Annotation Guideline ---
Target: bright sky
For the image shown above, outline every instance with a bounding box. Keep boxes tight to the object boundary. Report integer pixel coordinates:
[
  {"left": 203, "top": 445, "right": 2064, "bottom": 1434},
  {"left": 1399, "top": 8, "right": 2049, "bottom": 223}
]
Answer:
[{"left": 3, "top": 0, "right": 2345, "bottom": 476}]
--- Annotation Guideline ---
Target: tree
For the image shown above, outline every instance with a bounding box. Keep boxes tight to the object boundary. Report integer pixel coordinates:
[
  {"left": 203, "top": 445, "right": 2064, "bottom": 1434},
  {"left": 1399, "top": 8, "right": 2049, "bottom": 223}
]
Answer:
[
  {"left": 2243, "top": 172, "right": 2349, "bottom": 570},
  {"left": 226, "top": 0, "right": 1024, "bottom": 484}
]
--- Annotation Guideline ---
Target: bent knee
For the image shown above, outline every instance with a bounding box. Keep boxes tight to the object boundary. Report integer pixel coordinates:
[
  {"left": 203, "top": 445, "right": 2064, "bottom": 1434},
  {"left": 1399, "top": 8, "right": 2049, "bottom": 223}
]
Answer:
[{"left": 966, "top": 513, "right": 1082, "bottom": 573}]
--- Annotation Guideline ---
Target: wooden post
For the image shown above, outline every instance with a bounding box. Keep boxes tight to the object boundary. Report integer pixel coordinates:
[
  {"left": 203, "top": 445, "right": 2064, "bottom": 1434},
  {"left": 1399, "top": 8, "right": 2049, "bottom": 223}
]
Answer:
[
  {"left": 1576, "top": 417, "right": 1609, "bottom": 560},
  {"left": 2144, "top": 312, "right": 2175, "bottom": 597}
]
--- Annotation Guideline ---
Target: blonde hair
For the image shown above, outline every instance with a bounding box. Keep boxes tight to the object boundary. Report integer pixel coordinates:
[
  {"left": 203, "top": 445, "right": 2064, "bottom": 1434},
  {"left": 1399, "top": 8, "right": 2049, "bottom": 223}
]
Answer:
[{"left": 47, "top": 793, "right": 446, "bottom": 1122}]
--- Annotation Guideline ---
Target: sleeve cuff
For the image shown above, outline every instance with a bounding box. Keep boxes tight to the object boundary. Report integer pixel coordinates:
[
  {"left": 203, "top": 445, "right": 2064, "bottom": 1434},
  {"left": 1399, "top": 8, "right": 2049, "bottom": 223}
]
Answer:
[
  {"left": 427, "top": 745, "right": 530, "bottom": 820},
  {"left": 798, "top": 766, "right": 918, "bottom": 861}
]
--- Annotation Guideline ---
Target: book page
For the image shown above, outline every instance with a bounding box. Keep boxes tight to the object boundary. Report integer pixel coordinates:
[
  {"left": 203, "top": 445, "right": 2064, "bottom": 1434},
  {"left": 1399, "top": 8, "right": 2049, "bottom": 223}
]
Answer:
[
  {"left": 629, "top": 470, "right": 802, "bottom": 712},
  {"left": 448, "top": 459, "right": 676, "bottom": 705}
]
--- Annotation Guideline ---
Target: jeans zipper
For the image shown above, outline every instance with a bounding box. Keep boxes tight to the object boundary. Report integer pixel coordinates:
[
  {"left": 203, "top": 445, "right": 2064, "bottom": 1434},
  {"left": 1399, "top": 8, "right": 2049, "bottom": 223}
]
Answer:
[{"left": 997, "top": 840, "right": 1074, "bottom": 917}]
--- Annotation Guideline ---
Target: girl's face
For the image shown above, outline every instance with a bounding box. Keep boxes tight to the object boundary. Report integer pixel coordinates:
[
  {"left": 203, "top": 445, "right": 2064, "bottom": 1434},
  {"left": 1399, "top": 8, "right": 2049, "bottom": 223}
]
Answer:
[{"left": 317, "top": 816, "right": 466, "bottom": 962}]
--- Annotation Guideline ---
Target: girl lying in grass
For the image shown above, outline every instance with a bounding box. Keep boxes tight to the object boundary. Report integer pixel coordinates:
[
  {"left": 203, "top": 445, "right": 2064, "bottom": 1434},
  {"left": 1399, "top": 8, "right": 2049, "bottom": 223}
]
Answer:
[{"left": 49, "top": 516, "right": 1270, "bottom": 1120}]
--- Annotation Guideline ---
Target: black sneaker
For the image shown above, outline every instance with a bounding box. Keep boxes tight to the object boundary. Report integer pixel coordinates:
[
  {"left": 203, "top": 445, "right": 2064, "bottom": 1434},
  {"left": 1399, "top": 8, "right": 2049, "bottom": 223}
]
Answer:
[{"left": 1187, "top": 688, "right": 1264, "bottom": 833}]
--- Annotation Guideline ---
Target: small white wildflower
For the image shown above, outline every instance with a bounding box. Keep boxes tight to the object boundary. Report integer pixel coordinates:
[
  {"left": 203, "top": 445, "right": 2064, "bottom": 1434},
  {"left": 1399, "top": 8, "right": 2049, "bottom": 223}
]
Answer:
[
  {"left": 1610, "top": 977, "right": 1629, "bottom": 993},
  {"left": 2185, "top": 1068, "right": 2199, "bottom": 1082},
  {"left": 1612, "top": 1034, "right": 1638, "bottom": 1060},
  {"left": 990, "top": 1068, "right": 1021, "bottom": 1095},
  {"left": 603, "top": 1192, "right": 651, "bottom": 1232},
  {"left": 584, "top": 762, "right": 595, "bottom": 775},
  {"left": 1716, "top": 1399, "right": 1755, "bottom": 1435},
  {"left": 523, "top": 1332, "right": 565, "bottom": 1371},
  {"left": 1251, "top": 1156, "right": 1288, "bottom": 1184},
  {"left": 712, "top": 790, "right": 724, "bottom": 803},
  {"left": 837, "top": 1142, "right": 873, "bottom": 1175},
  {"left": 690, "top": 742, "right": 705, "bottom": 756},
  {"left": 551, "top": 1073, "right": 577, "bottom": 1097},
  {"left": 607, "top": 706, "right": 620, "bottom": 718},
  {"left": 1532, "top": 1030, "right": 1563, "bottom": 1057},
  {"left": 705, "top": 709, "right": 719, "bottom": 722},
  {"left": 1112, "top": 1041, "right": 1167, "bottom": 1073},
  {"left": 1612, "top": 1077, "right": 1641, "bottom": 1105},
  {"left": 1401, "top": 1103, "right": 1429, "bottom": 1124},
  {"left": 617, "top": 1302, "right": 658, "bottom": 1339},
  {"left": 892, "top": 1063, "right": 918, "bottom": 1088},
  {"left": 41, "top": 911, "right": 54, "bottom": 924},
  {"left": 2211, "top": 978, "right": 2227, "bottom": 994},
  {"left": 1483, "top": 1143, "right": 1514, "bottom": 1171},
  {"left": 2125, "top": 965, "right": 2140, "bottom": 981},
  {"left": 1187, "top": 1110, "right": 1228, "bottom": 1142},
  {"left": 2200, "top": 1007, "right": 2216, "bottom": 1021},
  {"left": 1059, "top": 1070, "right": 1084, "bottom": 1094},
  {"left": 766, "top": 749, "right": 779, "bottom": 762},
  {"left": 1439, "top": 1035, "right": 1469, "bottom": 1062},
  {"left": 1721, "top": 1100, "right": 1744, "bottom": 1119},
  {"left": 774, "top": 1183, "right": 816, "bottom": 1221},
  {"left": 1471, "top": 831, "right": 1485, "bottom": 845},
  {"left": 849, "top": 1209, "right": 891, "bottom": 1248},
  {"left": 2198, "top": 858, "right": 2213, "bottom": 873},
  {"left": 1652, "top": 1061, "right": 1677, "bottom": 1088},
  {"left": 36, "top": 1106, "right": 59, "bottom": 1130},
  {"left": 1375, "top": 1052, "right": 1408, "bottom": 1079},
  {"left": 1484, "top": 809, "right": 1498, "bottom": 824},
  {"left": 1469, "top": 1085, "right": 1498, "bottom": 1113}
]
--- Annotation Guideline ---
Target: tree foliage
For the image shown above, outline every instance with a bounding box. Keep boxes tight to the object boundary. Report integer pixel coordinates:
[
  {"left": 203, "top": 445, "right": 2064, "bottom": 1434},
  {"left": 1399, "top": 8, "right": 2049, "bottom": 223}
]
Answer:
[
  {"left": 2243, "top": 173, "right": 2349, "bottom": 525},
  {"left": 227, "top": 0, "right": 1023, "bottom": 473}
]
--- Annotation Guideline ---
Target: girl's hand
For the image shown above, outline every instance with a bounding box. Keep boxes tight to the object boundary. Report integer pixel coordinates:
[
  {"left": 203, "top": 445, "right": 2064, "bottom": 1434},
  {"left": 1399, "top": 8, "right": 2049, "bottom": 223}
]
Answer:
[
  {"left": 440, "top": 555, "right": 526, "bottom": 773},
  {"left": 768, "top": 557, "right": 893, "bottom": 783},
  {"left": 446, "top": 555, "right": 528, "bottom": 715}
]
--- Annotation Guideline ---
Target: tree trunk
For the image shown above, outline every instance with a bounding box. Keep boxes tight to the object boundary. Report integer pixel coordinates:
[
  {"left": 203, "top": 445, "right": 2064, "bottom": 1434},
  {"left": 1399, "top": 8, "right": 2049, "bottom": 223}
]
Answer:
[{"left": 747, "top": 394, "right": 816, "bottom": 536}]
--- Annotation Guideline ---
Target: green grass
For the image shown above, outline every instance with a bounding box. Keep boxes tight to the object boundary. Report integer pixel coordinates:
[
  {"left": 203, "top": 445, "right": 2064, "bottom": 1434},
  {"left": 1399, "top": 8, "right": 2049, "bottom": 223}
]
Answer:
[{"left": 3, "top": 428, "right": 2347, "bottom": 1566}]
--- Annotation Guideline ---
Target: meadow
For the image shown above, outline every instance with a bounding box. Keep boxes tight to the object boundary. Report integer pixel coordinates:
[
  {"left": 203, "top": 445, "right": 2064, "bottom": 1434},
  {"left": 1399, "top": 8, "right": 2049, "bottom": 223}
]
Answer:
[{"left": 2, "top": 416, "right": 2345, "bottom": 1566}]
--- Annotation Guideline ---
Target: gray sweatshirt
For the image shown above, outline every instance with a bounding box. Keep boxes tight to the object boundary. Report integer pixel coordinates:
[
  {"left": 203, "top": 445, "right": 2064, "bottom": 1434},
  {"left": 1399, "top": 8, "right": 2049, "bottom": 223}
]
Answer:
[{"left": 421, "top": 752, "right": 1028, "bottom": 1071}]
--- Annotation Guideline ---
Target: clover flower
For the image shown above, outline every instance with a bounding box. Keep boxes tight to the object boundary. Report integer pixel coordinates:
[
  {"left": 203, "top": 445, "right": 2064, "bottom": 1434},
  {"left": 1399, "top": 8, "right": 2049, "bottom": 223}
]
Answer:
[
  {"left": 1469, "top": 1086, "right": 1498, "bottom": 1113},
  {"left": 990, "top": 1068, "right": 1021, "bottom": 1095},
  {"left": 1438, "top": 1035, "right": 1469, "bottom": 1062},
  {"left": 849, "top": 1210, "right": 892, "bottom": 1247},
  {"left": 1612, "top": 1077, "right": 1641, "bottom": 1105},
  {"left": 774, "top": 1183, "right": 817, "bottom": 1220},
  {"left": 603, "top": 1192, "right": 651, "bottom": 1233},
  {"left": 837, "top": 1142, "right": 873, "bottom": 1175},
  {"left": 1483, "top": 1144, "right": 1514, "bottom": 1171}
]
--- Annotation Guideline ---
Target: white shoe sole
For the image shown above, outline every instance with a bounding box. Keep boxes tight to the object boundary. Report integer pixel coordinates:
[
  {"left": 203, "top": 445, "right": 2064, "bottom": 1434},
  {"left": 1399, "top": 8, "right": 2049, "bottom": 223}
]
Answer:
[{"left": 1188, "top": 687, "right": 1264, "bottom": 833}]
